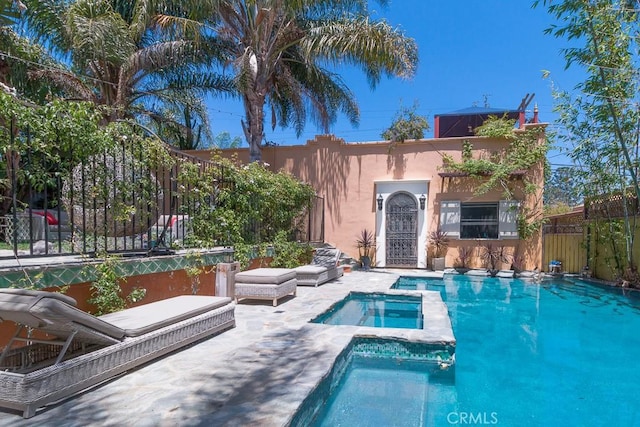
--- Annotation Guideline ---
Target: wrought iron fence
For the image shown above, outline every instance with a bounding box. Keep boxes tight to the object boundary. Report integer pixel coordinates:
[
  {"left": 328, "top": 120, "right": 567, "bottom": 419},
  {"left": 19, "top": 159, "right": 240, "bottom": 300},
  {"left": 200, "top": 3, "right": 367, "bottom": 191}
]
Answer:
[
  {"left": 296, "top": 195, "right": 324, "bottom": 244},
  {"left": 0, "top": 122, "right": 229, "bottom": 257},
  {"left": 242, "top": 194, "right": 324, "bottom": 245},
  {"left": 0, "top": 122, "right": 323, "bottom": 258}
]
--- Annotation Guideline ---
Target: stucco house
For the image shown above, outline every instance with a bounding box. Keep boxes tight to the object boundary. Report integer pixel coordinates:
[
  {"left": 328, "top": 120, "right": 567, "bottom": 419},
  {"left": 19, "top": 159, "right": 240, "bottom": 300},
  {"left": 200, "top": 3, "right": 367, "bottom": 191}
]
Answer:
[{"left": 190, "top": 108, "right": 546, "bottom": 270}]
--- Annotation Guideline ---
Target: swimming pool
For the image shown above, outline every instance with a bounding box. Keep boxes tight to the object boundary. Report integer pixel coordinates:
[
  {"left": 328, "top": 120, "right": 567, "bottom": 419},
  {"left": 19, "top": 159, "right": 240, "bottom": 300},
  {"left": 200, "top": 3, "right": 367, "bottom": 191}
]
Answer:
[
  {"left": 311, "top": 292, "right": 423, "bottom": 329},
  {"left": 304, "top": 275, "right": 640, "bottom": 426},
  {"left": 392, "top": 275, "right": 445, "bottom": 291},
  {"left": 290, "top": 338, "right": 456, "bottom": 427},
  {"left": 311, "top": 354, "right": 454, "bottom": 426},
  {"left": 392, "top": 276, "right": 446, "bottom": 299}
]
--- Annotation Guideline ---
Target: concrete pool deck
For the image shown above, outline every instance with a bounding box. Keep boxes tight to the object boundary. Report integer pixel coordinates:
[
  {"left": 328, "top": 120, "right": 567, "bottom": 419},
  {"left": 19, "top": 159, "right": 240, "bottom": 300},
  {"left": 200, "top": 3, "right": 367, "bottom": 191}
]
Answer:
[{"left": 0, "top": 269, "right": 454, "bottom": 426}]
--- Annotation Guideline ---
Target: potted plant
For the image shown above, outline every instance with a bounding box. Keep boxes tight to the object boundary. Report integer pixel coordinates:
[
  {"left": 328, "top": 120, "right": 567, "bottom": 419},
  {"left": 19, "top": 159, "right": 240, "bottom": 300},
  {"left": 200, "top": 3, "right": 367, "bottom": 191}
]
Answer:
[
  {"left": 356, "top": 229, "right": 375, "bottom": 270},
  {"left": 478, "top": 243, "right": 511, "bottom": 276},
  {"left": 428, "top": 229, "right": 449, "bottom": 271},
  {"left": 453, "top": 245, "right": 473, "bottom": 274},
  {"left": 510, "top": 248, "right": 525, "bottom": 275}
]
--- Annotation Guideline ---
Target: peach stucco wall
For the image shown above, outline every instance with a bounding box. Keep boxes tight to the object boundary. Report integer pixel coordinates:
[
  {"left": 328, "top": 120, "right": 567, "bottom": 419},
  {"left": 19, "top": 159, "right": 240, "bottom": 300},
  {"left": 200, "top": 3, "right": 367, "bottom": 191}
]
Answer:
[{"left": 188, "top": 125, "right": 545, "bottom": 270}]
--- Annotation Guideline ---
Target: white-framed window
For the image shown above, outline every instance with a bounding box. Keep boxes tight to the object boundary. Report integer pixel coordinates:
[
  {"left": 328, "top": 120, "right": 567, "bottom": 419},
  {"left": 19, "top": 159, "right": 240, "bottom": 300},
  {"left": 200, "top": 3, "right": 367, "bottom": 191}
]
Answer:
[{"left": 439, "top": 200, "right": 519, "bottom": 239}]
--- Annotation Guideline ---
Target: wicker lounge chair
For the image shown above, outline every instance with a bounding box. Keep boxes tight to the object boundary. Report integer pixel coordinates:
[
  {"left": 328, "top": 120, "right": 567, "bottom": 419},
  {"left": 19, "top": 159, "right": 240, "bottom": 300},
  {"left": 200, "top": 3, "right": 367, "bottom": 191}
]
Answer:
[
  {"left": 294, "top": 248, "right": 343, "bottom": 287},
  {"left": 0, "top": 289, "right": 235, "bottom": 418}
]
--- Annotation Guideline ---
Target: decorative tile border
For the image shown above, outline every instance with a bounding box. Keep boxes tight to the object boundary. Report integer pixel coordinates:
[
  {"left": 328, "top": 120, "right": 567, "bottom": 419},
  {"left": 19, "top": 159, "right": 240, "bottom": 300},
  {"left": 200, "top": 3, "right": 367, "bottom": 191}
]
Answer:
[
  {"left": 351, "top": 337, "right": 455, "bottom": 362},
  {"left": 0, "top": 249, "right": 234, "bottom": 289}
]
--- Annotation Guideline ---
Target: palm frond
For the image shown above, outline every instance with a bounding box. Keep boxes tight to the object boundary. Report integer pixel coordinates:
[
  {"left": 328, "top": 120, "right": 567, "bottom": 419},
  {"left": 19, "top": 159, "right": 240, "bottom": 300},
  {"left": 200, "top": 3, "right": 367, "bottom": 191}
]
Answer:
[
  {"left": 67, "top": 0, "right": 136, "bottom": 66},
  {"left": 125, "top": 40, "right": 193, "bottom": 78},
  {"left": 301, "top": 16, "right": 418, "bottom": 85},
  {"left": 29, "top": 68, "right": 96, "bottom": 101},
  {"left": 269, "top": 56, "right": 358, "bottom": 136},
  {"left": 298, "top": 0, "right": 370, "bottom": 19},
  {"left": 136, "top": 90, "right": 214, "bottom": 149},
  {"left": 0, "top": 0, "right": 23, "bottom": 27},
  {"left": 20, "top": 0, "right": 69, "bottom": 56},
  {"left": 164, "top": 72, "right": 237, "bottom": 94}
]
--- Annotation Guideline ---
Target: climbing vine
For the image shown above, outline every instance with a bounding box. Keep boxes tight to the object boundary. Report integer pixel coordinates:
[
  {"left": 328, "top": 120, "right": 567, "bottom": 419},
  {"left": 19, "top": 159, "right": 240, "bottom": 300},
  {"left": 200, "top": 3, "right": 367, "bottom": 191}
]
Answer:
[
  {"left": 87, "top": 254, "right": 146, "bottom": 315},
  {"left": 440, "top": 115, "right": 550, "bottom": 239},
  {"left": 183, "top": 250, "right": 217, "bottom": 294}
]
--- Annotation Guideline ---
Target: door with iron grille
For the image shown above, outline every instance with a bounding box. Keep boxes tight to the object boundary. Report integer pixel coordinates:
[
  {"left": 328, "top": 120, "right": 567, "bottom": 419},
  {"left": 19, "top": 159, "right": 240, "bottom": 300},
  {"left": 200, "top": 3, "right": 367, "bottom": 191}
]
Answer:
[{"left": 385, "top": 193, "right": 418, "bottom": 267}]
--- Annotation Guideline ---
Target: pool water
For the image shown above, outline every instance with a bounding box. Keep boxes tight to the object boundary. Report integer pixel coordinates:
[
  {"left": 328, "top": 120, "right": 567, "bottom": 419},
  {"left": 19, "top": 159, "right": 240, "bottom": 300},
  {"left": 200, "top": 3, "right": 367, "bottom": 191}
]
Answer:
[
  {"left": 392, "top": 276, "right": 445, "bottom": 292},
  {"left": 311, "top": 292, "right": 423, "bottom": 329},
  {"left": 312, "top": 356, "right": 455, "bottom": 427},
  {"left": 392, "top": 276, "right": 447, "bottom": 300},
  {"left": 311, "top": 276, "right": 640, "bottom": 426}
]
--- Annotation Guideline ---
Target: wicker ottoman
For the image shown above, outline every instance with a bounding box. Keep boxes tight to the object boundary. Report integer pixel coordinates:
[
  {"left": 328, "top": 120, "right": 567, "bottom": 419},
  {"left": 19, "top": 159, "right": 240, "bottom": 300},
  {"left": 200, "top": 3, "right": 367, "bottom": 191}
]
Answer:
[
  {"left": 234, "top": 268, "right": 297, "bottom": 306},
  {"left": 294, "top": 265, "right": 329, "bottom": 287}
]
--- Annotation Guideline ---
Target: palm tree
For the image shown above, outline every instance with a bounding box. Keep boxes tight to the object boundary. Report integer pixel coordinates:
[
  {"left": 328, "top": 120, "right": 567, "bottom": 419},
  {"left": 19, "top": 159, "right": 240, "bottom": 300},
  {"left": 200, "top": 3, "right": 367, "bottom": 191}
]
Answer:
[
  {"left": 0, "top": 0, "right": 24, "bottom": 27},
  {"left": 0, "top": 0, "right": 50, "bottom": 98},
  {"left": 149, "top": 102, "right": 213, "bottom": 150},
  {"left": 202, "top": 0, "right": 418, "bottom": 162},
  {"left": 19, "top": 0, "right": 234, "bottom": 129}
]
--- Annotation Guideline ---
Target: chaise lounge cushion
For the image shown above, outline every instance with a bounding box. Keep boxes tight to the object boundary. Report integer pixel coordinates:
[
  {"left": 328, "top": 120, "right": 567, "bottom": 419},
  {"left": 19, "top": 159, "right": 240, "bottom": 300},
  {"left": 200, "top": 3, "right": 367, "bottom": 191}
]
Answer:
[
  {"left": 235, "top": 268, "right": 296, "bottom": 284},
  {"left": 0, "top": 289, "right": 236, "bottom": 419},
  {"left": 0, "top": 289, "right": 125, "bottom": 341},
  {"left": 99, "top": 295, "right": 231, "bottom": 337},
  {"left": 0, "top": 288, "right": 78, "bottom": 306},
  {"left": 292, "top": 247, "right": 342, "bottom": 287},
  {"left": 294, "top": 265, "right": 327, "bottom": 275},
  {"left": 312, "top": 248, "right": 340, "bottom": 267}
]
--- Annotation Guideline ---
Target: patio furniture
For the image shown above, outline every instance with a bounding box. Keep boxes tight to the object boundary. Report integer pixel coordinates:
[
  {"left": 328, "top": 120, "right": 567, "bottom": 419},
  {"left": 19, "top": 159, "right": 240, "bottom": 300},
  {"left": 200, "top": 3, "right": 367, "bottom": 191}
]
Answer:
[
  {"left": 234, "top": 268, "right": 297, "bottom": 306},
  {"left": 294, "top": 265, "right": 329, "bottom": 287},
  {"left": 0, "top": 288, "right": 235, "bottom": 418},
  {"left": 549, "top": 259, "right": 562, "bottom": 273},
  {"left": 3, "top": 214, "right": 47, "bottom": 243},
  {"left": 294, "top": 247, "right": 343, "bottom": 287},
  {"left": 30, "top": 209, "right": 72, "bottom": 241},
  {"left": 148, "top": 215, "right": 191, "bottom": 246}
]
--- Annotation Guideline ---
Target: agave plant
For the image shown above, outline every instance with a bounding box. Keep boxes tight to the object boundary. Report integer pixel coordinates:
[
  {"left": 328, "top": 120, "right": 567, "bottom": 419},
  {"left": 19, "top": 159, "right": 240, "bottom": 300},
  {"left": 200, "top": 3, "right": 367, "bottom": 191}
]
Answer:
[
  {"left": 428, "top": 229, "right": 449, "bottom": 258},
  {"left": 478, "top": 243, "right": 511, "bottom": 274},
  {"left": 454, "top": 245, "right": 474, "bottom": 269},
  {"left": 356, "top": 228, "right": 375, "bottom": 260}
]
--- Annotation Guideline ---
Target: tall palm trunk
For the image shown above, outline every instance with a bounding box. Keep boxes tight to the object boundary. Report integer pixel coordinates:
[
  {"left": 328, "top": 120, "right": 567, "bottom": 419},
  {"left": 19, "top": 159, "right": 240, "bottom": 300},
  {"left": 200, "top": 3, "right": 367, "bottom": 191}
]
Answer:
[{"left": 242, "top": 91, "right": 265, "bottom": 163}]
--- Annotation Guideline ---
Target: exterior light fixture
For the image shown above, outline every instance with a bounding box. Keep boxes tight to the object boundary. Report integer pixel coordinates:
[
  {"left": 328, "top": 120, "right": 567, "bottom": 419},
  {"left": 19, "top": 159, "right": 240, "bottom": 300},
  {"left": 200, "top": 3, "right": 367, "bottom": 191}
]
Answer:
[
  {"left": 419, "top": 194, "right": 426, "bottom": 210},
  {"left": 377, "top": 194, "right": 384, "bottom": 211}
]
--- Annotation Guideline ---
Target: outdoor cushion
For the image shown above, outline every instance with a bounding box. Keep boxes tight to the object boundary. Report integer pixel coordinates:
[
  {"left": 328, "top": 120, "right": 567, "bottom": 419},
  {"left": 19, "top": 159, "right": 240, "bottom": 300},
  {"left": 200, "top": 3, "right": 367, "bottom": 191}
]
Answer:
[
  {"left": 312, "top": 248, "right": 340, "bottom": 268},
  {"left": 0, "top": 288, "right": 77, "bottom": 306},
  {"left": 31, "top": 210, "right": 59, "bottom": 225},
  {"left": 0, "top": 290, "right": 126, "bottom": 340},
  {"left": 235, "top": 268, "right": 296, "bottom": 284},
  {"left": 294, "top": 265, "right": 328, "bottom": 275},
  {"left": 294, "top": 265, "right": 330, "bottom": 287},
  {"left": 0, "top": 290, "right": 236, "bottom": 418},
  {"left": 99, "top": 295, "right": 231, "bottom": 337}
]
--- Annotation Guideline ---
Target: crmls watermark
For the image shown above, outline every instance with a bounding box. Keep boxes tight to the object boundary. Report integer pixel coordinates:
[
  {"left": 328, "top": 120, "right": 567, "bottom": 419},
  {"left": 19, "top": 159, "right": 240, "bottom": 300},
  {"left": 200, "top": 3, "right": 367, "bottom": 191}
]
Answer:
[{"left": 447, "top": 412, "right": 499, "bottom": 425}]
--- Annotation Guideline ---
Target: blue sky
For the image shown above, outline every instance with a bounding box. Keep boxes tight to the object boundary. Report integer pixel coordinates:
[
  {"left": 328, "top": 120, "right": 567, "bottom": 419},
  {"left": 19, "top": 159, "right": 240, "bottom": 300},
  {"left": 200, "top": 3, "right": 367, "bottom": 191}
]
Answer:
[{"left": 205, "top": 0, "right": 584, "bottom": 168}]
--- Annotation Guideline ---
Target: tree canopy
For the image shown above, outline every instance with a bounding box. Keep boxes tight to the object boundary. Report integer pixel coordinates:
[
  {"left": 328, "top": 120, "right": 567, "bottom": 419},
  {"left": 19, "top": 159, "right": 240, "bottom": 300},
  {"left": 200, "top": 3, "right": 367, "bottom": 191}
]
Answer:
[
  {"left": 199, "top": 0, "right": 419, "bottom": 161},
  {"left": 536, "top": 0, "right": 640, "bottom": 282},
  {"left": 14, "top": 0, "right": 234, "bottom": 130},
  {"left": 381, "top": 101, "right": 429, "bottom": 143}
]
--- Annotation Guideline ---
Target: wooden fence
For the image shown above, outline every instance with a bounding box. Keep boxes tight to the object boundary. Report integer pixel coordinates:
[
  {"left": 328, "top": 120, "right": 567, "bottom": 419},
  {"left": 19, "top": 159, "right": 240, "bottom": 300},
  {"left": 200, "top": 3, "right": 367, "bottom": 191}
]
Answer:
[{"left": 542, "top": 234, "right": 586, "bottom": 274}]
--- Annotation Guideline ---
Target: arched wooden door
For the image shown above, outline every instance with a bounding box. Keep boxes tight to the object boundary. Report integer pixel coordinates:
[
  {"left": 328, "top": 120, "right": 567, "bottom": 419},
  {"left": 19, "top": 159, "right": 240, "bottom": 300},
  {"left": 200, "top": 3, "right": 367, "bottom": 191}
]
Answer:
[{"left": 385, "top": 193, "right": 418, "bottom": 267}]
